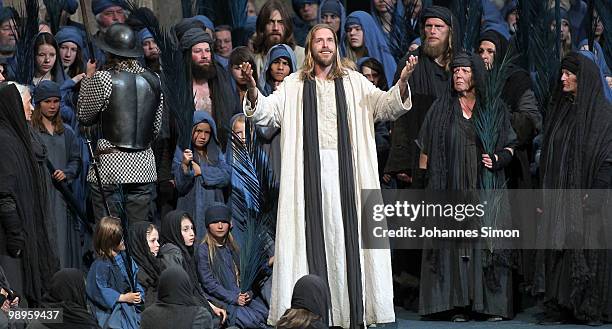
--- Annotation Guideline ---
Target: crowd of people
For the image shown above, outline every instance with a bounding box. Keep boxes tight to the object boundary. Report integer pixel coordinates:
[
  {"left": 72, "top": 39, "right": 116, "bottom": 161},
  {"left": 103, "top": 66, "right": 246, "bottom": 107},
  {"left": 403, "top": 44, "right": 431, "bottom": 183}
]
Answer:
[{"left": 0, "top": 0, "right": 611, "bottom": 328}]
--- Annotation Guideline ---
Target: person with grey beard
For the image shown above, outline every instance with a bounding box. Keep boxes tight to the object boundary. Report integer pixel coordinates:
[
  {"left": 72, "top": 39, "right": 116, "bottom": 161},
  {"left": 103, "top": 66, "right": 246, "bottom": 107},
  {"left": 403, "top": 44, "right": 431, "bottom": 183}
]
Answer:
[{"left": 385, "top": 5, "right": 458, "bottom": 187}]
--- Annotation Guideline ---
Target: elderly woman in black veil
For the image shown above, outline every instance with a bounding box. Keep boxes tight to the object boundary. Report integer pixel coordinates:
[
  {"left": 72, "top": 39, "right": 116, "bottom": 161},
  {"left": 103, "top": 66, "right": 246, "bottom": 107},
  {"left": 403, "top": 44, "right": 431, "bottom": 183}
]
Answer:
[
  {"left": 416, "top": 52, "right": 518, "bottom": 321},
  {"left": 0, "top": 82, "right": 58, "bottom": 306},
  {"left": 537, "top": 52, "right": 612, "bottom": 326}
]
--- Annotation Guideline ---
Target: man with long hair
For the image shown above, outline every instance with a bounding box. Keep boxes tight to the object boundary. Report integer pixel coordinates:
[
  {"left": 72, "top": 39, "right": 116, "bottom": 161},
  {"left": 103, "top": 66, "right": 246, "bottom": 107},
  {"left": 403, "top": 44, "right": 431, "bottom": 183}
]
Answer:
[
  {"left": 252, "top": 0, "right": 306, "bottom": 78},
  {"left": 241, "top": 24, "right": 417, "bottom": 328}
]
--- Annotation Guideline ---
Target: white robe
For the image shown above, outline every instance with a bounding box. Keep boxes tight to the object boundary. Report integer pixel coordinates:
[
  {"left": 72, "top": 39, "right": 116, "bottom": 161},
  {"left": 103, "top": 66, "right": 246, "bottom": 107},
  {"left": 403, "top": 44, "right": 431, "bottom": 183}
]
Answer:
[{"left": 244, "top": 69, "right": 412, "bottom": 328}]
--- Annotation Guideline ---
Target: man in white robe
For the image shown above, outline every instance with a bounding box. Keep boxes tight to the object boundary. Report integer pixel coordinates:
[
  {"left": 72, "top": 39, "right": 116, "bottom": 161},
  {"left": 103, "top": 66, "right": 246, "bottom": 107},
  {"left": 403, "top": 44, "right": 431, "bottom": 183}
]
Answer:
[{"left": 241, "top": 24, "right": 418, "bottom": 328}]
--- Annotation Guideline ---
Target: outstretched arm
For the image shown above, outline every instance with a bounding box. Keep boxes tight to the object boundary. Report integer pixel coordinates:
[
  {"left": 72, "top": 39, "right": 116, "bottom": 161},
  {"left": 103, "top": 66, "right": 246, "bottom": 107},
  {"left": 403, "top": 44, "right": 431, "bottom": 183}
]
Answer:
[{"left": 240, "top": 62, "right": 284, "bottom": 128}]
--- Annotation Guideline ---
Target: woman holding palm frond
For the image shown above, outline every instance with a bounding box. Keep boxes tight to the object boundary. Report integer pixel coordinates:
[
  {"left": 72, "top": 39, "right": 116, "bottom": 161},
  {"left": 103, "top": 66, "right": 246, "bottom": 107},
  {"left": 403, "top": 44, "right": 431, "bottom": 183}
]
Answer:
[{"left": 416, "top": 52, "right": 517, "bottom": 321}]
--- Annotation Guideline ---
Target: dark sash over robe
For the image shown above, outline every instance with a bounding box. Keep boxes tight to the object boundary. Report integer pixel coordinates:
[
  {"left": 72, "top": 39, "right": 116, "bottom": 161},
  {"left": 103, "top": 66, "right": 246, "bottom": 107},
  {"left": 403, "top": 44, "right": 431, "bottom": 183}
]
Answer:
[{"left": 302, "top": 78, "right": 363, "bottom": 329}]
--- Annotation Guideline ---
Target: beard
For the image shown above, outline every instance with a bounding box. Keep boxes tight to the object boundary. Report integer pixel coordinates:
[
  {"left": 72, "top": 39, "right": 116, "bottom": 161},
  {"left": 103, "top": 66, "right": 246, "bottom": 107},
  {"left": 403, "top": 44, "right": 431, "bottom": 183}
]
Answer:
[
  {"left": 192, "top": 61, "right": 217, "bottom": 81},
  {"left": 0, "top": 42, "right": 15, "bottom": 54},
  {"left": 313, "top": 50, "right": 335, "bottom": 67},
  {"left": 422, "top": 38, "right": 448, "bottom": 60}
]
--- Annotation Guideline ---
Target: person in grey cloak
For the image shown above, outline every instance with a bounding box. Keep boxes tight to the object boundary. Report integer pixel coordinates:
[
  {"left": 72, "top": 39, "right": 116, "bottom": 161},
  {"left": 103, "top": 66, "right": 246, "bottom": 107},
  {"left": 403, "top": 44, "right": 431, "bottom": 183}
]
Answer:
[
  {"left": 416, "top": 52, "right": 517, "bottom": 321},
  {"left": 31, "top": 80, "right": 82, "bottom": 269}
]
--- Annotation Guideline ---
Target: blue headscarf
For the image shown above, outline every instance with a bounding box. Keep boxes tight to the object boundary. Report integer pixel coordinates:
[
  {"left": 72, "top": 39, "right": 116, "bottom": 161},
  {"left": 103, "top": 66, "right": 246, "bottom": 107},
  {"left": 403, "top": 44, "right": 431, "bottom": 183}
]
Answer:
[
  {"left": 260, "top": 44, "right": 297, "bottom": 96},
  {"left": 91, "top": 0, "right": 124, "bottom": 16},
  {"left": 369, "top": 0, "right": 405, "bottom": 46},
  {"left": 232, "top": 15, "right": 257, "bottom": 48},
  {"left": 345, "top": 11, "right": 397, "bottom": 87},
  {"left": 33, "top": 80, "right": 61, "bottom": 104},
  {"left": 578, "top": 39, "right": 611, "bottom": 77},
  {"left": 578, "top": 49, "right": 612, "bottom": 102},
  {"left": 481, "top": 0, "right": 511, "bottom": 40},
  {"left": 193, "top": 15, "right": 215, "bottom": 32},
  {"left": 139, "top": 28, "right": 153, "bottom": 45},
  {"left": 55, "top": 26, "right": 85, "bottom": 50},
  {"left": 318, "top": 0, "right": 346, "bottom": 56},
  {"left": 63, "top": 0, "right": 78, "bottom": 15},
  {"left": 192, "top": 111, "right": 221, "bottom": 164},
  {"left": 292, "top": 0, "right": 320, "bottom": 17}
]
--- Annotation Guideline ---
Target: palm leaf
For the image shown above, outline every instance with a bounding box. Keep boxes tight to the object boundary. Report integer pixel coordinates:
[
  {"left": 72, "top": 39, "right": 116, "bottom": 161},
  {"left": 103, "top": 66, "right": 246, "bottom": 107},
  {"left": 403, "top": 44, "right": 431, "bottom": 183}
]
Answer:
[
  {"left": 230, "top": 0, "right": 248, "bottom": 29},
  {"left": 389, "top": 0, "right": 419, "bottom": 61},
  {"left": 473, "top": 51, "right": 515, "bottom": 252},
  {"left": 42, "top": 0, "right": 64, "bottom": 34},
  {"left": 231, "top": 123, "right": 279, "bottom": 292},
  {"left": 181, "top": 0, "right": 193, "bottom": 18},
  {"left": 125, "top": 1, "right": 195, "bottom": 150},
  {"left": 13, "top": 0, "right": 39, "bottom": 85},
  {"left": 451, "top": 0, "right": 482, "bottom": 52}
]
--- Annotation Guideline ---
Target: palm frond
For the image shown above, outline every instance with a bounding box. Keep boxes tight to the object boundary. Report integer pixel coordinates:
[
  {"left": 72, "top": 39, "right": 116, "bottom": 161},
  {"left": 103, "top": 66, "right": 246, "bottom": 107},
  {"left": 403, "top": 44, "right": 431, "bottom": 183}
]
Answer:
[
  {"left": 389, "top": 0, "right": 419, "bottom": 61},
  {"left": 230, "top": 0, "right": 248, "bottom": 29},
  {"left": 125, "top": 1, "right": 195, "bottom": 150},
  {"left": 231, "top": 123, "right": 279, "bottom": 292},
  {"left": 181, "top": 0, "right": 193, "bottom": 18},
  {"left": 515, "top": 0, "right": 560, "bottom": 114},
  {"left": 451, "top": 0, "right": 482, "bottom": 52},
  {"left": 473, "top": 52, "right": 515, "bottom": 252},
  {"left": 42, "top": 0, "right": 63, "bottom": 34},
  {"left": 13, "top": 0, "right": 39, "bottom": 85}
]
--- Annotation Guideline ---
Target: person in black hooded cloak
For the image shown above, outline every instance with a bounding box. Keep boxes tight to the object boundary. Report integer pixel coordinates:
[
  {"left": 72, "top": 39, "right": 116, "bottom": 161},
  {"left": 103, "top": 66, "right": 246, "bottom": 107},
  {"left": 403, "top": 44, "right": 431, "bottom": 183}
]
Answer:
[
  {"left": 276, "top": 274, "right": 330, "bottom": 329},
  {"left": 140, "top": 267, "right": 213, "bottom": 329},
  {"left": 27, "top": 268, "right": 100, "bottom": 329},
  {"left": 536, "top": 52, "right": 612, "bottom": 326},
  {"left": 0, "top": 82, "right": 59, "bottom": 306}
]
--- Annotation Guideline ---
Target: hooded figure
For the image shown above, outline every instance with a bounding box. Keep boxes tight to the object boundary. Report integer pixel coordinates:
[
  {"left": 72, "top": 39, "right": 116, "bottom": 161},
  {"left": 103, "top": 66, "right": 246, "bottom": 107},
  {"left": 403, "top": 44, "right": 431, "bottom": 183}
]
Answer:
[
  {"left": 536, "top": 52, "right": 612, "bottom": 324},
  {"left": 140, "top": 267, "right": 213, "bottom": 329},
  {"left": 416, "top": 52, "right": 518, "bottom": 320},
  {"left": 0, "top": 83, "right": 59, "bottom": 305},
  {"left": 277, "top": 274, "right": 331, "bottom": 329},
  {"left": 128, "top": 222, "right": 163, "bottom": 308},
  {"left": 172, "top": 111, "right": 231, "bottom": 241},
  {"left": 27, "top": 268, "right": 100, "bottom": 329},
  {"left": 32, "top": 32, "right": 67, "bottom": 87},
  {"left": 369, "top": 0, "right": 405, "bottom": 47},
  {"left": 344, "top": 11, "right": 397, "bottom": 87},
  {"left": 318, "top": 0, "right": 346, "bottom": 56},
  {"left": 386, "top": 5, "right": 459, "bottom": 184}
]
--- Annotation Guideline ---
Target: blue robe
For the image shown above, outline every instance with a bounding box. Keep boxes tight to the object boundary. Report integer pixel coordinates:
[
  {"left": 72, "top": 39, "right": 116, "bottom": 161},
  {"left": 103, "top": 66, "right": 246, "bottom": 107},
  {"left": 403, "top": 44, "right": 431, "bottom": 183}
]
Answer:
[
  {"left": 197, "top": 243, "right": 269, "bottom": 328},
  {"left": 86, "top": 253, "right": 144, "bottom": 329},
  {"left": 173, "top": 111, "right": 231, "bottom": 241},
  {"left": 36, "top": 124, "right": 82, "bottom": 268}
]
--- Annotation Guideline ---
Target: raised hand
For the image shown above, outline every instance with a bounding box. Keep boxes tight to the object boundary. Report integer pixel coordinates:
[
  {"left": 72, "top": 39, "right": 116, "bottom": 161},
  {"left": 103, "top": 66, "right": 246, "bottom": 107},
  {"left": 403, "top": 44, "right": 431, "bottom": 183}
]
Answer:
[{"left": 400, "top": 55, "right": 419, "bottom": 82}]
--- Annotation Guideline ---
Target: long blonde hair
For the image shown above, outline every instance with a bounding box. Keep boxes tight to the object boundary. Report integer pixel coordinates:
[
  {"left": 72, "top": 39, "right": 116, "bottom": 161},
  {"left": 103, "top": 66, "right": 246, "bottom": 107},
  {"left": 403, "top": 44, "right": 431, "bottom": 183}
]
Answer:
[{"left": 300, "top": 24, "right": 355, "bottom": 81}]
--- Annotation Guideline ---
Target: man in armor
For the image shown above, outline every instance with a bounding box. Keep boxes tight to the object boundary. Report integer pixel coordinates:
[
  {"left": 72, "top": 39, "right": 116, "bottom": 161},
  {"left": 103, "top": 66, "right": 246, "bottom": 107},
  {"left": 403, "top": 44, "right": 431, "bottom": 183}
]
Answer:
[{"left": 78, "top": 23, "right": 163, "bottom": 223}]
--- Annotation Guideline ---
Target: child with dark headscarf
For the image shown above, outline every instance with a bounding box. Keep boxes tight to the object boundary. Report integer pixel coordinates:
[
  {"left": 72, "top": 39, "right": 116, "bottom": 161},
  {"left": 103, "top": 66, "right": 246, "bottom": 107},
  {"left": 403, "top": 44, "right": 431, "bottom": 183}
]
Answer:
[
  {"left": 128, "top": 222, "right": 162, "bottom": 308},
  {"left": 158, "top": 210, "right": 228, "bottom": 326},
  {"left": 276, "top": 275, "right": 330, "bottom": 329},
  {"left": 140, "top": 267, "right": 213, "bottom": 329},
  {"left": 27, "top": 268, "right": 100, "bottom": 329}
]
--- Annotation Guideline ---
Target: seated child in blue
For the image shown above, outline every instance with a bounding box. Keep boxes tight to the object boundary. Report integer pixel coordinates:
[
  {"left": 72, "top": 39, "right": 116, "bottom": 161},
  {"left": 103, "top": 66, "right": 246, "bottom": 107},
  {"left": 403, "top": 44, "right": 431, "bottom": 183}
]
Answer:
[
  {"left": 86, "top": 217, "right": 145, "bottom": 329},
  {"left": 197, "top": 204, "right": 270, "bottom": 328}
]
